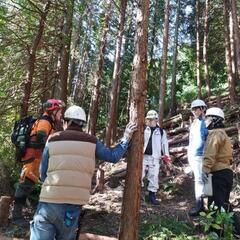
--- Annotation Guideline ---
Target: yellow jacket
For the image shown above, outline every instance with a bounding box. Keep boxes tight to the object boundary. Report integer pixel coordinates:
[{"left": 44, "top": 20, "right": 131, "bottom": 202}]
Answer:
[{"left": 203, "top": 129, "right": 232, "bottom": 173}]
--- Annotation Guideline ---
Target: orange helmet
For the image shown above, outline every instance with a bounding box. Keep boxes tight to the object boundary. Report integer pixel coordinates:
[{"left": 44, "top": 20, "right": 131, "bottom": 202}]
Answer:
[{"left": 43, "top": 99, "right": 65, "bottom": 111}]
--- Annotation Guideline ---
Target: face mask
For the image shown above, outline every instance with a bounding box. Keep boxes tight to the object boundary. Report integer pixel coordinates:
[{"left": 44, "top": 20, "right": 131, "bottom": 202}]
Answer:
[{"left": 205, "top": 117, "right": 212, "bottom": 128}]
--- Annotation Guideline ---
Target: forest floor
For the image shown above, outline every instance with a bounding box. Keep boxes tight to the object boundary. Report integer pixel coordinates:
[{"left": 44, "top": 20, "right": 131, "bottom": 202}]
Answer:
[{"left": 1, "top": 165, "right": 240, "bottom": 240}]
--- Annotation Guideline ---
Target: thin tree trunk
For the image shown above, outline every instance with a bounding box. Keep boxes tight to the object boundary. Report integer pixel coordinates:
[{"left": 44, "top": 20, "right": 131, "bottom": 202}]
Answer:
[
  {"left": 170, "top": 0, "right": 180, "bottom": 116},
  {"left": 196, "top": 0, "right": 202, "bottom": 99},
  {"left": 73, "top": 9, "right": 93, "bottom": 105},
  {"left": 223, "top": 0, "right": 237, "bottom": 104},
  {"left": 69, "top": 19, "right": 83, "bottom": 95},
  {"left": 149, "top": 0, "right": 158, "bottom": 71},
  {"left": 159, "top": 0, "right": 170, "bottom": 127},
  {"left": 229, "top": 9, "right": 237, "bottom": 83},
  {"left": 203, "top": 0, "right": 211, "bottom": 97},
  {"left": 118, "top": 0, "right": 149, "bottom": 239},
  {"left": 87, "top": 1, "right": 112, "bottom": 135},
  {"left": 111, "top": 12, "right": 134, "bottom": 144},
  {"left": 21, "top": 0, "right": 51, "bottom": 117},
  {"left": 105, "top": 0, "right": 127, "bottom": 147},
  {"left": 59, "top": 0, "right": 74, "bottom": 104},
  {"left": 231, "top": 0, "right": 240, "bottom": 77}
]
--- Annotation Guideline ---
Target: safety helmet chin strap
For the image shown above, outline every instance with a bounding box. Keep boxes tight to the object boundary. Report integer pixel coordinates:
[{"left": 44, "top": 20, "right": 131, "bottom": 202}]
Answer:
[
  {"left": 206, "top": 116, "right": 224, "bottom": 130},
  {"left": 66, "top": 119, "right": 85, "bottom": 127}
]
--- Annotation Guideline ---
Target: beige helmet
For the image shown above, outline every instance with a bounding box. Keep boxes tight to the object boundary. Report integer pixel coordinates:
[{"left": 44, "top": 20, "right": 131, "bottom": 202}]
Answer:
[
  {"left": 64, "top": 105, "right": 86, "bottom": 122},
  {"left": 191, "top": 99, "right": 207, "bottom": 109},
  {"left": 146, "top": 110, "right": 158, "bottom": 119}
]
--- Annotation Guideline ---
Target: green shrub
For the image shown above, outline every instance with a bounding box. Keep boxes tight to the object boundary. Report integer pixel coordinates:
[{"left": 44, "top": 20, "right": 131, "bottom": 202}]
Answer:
[
  {"left": 199, "top": 203, "right": 234, "bottom": 239},
  {"left": 140, "top": 215, "right": 197, "bottom": 240}
]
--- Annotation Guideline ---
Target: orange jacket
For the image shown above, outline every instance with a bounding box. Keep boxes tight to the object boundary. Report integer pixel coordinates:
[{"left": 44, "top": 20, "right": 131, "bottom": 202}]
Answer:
[{"left": 20, "top": 113, "right": 54, "bottom": 183}]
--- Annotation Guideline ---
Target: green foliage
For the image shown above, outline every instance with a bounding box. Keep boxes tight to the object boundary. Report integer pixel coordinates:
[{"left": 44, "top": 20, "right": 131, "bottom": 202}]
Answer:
[
  {"left": 162, "top": 180, "right": 178, "bottom": 194},
  {"left": 199, "top": 204, "right": 234, "bottom": 239},
  {"left": 140, "top": 215, "right": 197, "bottom": 240}
]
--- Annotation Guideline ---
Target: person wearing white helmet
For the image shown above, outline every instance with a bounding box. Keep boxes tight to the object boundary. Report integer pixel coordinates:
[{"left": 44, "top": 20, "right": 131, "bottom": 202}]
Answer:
[
  {"left": 30, "top": 105, "right": 137, "bottom": 240},
  {"left": 188, "top": 99, "right": 208, "bottom": 216},
  {"left": 142, "top": 110, "right": 171, "bottom": 205},
  {"left": 202, "top": 107, "right": 240, "bottom": 236}
]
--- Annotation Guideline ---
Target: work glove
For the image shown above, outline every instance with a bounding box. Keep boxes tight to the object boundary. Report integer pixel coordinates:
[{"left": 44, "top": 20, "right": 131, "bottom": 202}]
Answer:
[
  {"left": 162, "top": 155, "right": 172, "bottom": 164},
  {"left": 201, "top": 171, "right": 208, "bottom": 184},
  {"left": 124, "top": 122, "right": 137, "bottom": 140}
]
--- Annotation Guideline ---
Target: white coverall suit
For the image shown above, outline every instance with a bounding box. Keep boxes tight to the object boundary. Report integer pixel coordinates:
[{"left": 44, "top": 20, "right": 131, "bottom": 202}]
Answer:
[{"left": 142, "top": 126, "right": 169, "bottom": 193}]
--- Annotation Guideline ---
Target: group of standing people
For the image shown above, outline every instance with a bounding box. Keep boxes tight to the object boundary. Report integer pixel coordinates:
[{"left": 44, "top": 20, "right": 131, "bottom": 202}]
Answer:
[
  {"left": 10, "top": 98, "right": 239, "bottom": 238},
  {"left": 188, "top": 99, "right": 240, "bottom": 235}
]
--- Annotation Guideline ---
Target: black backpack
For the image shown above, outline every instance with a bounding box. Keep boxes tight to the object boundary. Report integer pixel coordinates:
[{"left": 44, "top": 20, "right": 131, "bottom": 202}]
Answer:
[{"left": 11, "top": 115, "right": 53, "bottom": 162}]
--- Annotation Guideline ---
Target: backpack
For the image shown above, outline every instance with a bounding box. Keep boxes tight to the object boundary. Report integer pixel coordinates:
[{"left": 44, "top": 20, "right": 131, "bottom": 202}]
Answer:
[{"left": 11, "top": 115, "right": 53, "bottom": 162}]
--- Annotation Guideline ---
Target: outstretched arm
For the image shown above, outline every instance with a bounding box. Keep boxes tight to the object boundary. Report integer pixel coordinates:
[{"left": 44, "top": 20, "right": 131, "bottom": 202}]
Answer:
[{"left": 95, "top": 122, "right": 137, "bottom": 163}]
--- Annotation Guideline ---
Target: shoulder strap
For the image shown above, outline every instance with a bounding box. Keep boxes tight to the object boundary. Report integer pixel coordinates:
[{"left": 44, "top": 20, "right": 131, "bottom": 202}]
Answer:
[
  {"left": 38, "top": 115, "right": 55, "bottom": 135},
  {"left": 40, "top": 115, "right": 54, "bottom": 128},
  {"left": 156, "top": 125, "right": 163, "bottom": 136}
]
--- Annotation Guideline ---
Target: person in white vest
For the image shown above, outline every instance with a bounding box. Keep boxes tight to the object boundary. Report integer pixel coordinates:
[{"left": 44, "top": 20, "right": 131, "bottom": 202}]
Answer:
[
  {"left": 142, "top": 110, "right": 170, "bottom": 205},
  {"left": 30, "top": 105, "right": 137, "bottom": 240}
]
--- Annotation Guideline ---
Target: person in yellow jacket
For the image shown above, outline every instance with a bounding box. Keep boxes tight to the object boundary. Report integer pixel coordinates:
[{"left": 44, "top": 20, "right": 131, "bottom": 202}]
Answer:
[
  {"left": 202, "top": 107, "right": 240, "bottom": 236},
  {"left": 11, "top": 99, "right": 65, "bottom": 227}
]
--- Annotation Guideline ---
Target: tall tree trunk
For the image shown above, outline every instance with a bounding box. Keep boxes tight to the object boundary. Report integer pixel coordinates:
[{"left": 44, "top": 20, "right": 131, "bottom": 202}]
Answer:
[
  {"left": 69, "top": 17, "right": 84, "bottom": 96},
  {"left": 59, "top": 0, "right": 74, "bottom": 104},
  {"left": 229, "top": 9, "right": 237, "bottom": 83},
  {"left": 21, "top": 1, "right": 51, "bottom": 117},
  {"left": 159, "top": 0, "right": 170, "bottom": 127},
  {"left": 231, "top": 0, "right": 240, "bottom": 77},
  {"left": 105, "top": 0, "right": 128, "bottom": 147},
  {"left": 72, "top": 9, "right": 93, "bottom": 105},
  {"left": 223, "top": 0, "right": 237, "bottom": 104},
  {"left": 148, "top": 0, "right": 158, "bottom": 71},
  {"left": 112, "top": 14, "right": 134, "bottom": 144},
  {"left": 87, "top": 1, "right": 112, "bottom": 135},
  {"left": 118, "top": 0, "right": 149, "bottom": 239},
  {"left": 196, "top": 0, "right": 202, "bottom": 99},
  {"left": 203, "top": 0, "right": 211, "bottom": 97},
  {"left": 170, "top": 0, "right": 180, "bottom": 117}
]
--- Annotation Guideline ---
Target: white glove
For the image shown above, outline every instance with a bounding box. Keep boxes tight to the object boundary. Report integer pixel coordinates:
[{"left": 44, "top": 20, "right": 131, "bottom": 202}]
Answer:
[{"left": 124, "top": 122, "right": 137, "bottom": 140}]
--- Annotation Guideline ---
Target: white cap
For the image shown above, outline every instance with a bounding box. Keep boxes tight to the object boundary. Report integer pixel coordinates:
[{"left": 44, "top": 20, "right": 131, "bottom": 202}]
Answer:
[
  {"left": 205, "top": 107, "right": 224, "bottom": 120},
  {"left": 64, "top": 105, "right": 86, "bottom": 122},
  {"left": 146, "top": 110, "right": 158, "bottom": 119},
  {"left": 191, "top": 99, "right": 207, "bottom": 109}
]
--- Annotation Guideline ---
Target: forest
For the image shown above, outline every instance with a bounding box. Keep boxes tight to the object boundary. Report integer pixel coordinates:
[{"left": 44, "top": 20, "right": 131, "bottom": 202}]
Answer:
[{"left": 0, "top": 0, "right": 240, "bottom": 239}]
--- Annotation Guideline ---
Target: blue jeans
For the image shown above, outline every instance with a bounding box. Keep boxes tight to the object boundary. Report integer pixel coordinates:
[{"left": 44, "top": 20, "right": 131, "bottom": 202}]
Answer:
[{"left": 30, "top": 202, "right": 82, "bottom": 240}]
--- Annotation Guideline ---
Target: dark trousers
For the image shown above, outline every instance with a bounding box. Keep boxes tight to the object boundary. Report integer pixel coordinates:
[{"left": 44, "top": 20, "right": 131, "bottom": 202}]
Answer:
[
  {"left": 15, "top": 177, "right": 35, "bottom": 205},
  {"left": 207, "top": 169, "right": 235, "bottom": 236},
  {"left": 208, "top": 169, "right": 233, "bottom": 211}
]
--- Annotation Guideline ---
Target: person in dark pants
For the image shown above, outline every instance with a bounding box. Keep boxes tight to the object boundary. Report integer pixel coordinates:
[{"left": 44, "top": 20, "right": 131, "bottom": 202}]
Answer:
[
  {"left": 11, "top": 99, "right": 65, "bottom": 227},
  {"left": 202, "top": 107, "right": 240, "bottom": 236}
]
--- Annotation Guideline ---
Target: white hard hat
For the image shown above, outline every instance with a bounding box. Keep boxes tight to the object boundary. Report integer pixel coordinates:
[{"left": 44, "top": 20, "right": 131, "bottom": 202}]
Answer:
[
  {"left": 205, "top": 107, "right": 224, "bottom": 120},
  {"left": 64, "top": 105, "right": 86, "bottom": 122},
  {"left": 191, "top": 99, "right": 207, "bottom": 109},
  {"left": 146, "top": 110, "right": 158, "bottom": 119}
]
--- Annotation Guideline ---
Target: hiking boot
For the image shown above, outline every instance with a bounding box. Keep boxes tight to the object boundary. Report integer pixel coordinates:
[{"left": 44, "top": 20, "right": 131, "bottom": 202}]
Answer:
[
  {"left": 188, "top": 198, "right": 204, "bottom": 217},
  {"left": 148, "top": 191, "right": 160, "bottom": 205},
  {"left": 11, "top": 202, "right": 29, "bottom": 227}
]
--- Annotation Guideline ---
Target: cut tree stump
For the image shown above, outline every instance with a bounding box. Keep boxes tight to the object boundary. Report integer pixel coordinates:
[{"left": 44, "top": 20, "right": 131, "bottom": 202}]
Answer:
[
  {"left": 0, "top": 196, "right": 12, "bottom": 226},
  {"left": 79, "top": 233, "right": 117, "bottom": 240}
]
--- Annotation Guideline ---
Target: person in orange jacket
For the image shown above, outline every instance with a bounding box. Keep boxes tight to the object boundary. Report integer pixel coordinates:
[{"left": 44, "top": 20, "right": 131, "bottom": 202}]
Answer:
[{"left": 11, "top": 99, "right": 65, "bottom": 227}]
